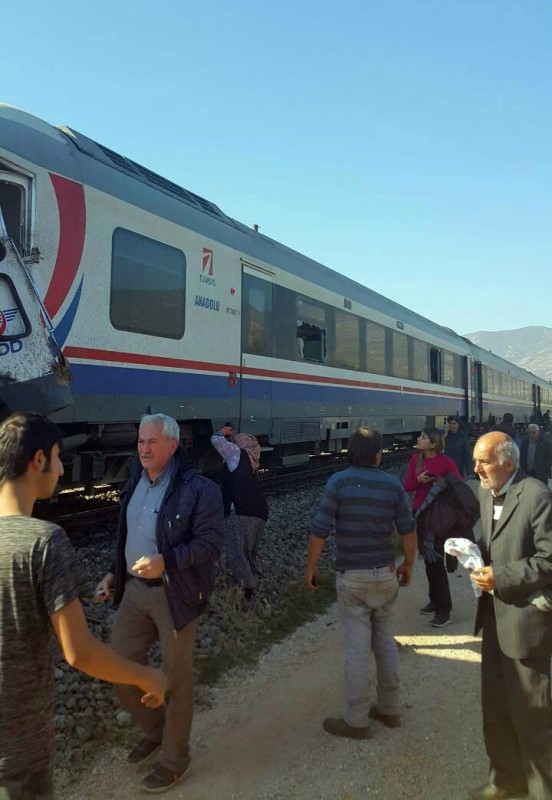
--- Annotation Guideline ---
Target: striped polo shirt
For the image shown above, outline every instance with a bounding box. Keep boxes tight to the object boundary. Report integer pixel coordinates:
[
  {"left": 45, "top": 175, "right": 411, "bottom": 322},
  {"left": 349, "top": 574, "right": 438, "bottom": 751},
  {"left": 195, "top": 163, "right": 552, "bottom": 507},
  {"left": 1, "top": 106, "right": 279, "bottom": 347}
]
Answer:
[{"left": 311, "top": 466, "right": 416, "bottom": 570}]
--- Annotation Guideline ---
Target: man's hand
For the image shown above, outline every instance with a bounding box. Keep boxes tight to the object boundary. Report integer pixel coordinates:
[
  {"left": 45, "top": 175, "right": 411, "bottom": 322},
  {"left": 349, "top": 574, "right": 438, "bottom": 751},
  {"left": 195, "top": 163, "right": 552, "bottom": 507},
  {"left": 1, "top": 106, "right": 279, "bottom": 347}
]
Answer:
[
  {"left": 304, "top": 566, "right": 320, "bottom": 591},
  {"left": 94, "top": 572, "right": 115, "bottom": 602},
  {"left": 396, "top": 563, "right": 413, "bottom": 587},
  {"left": 131, "top": 555, "right": 165, "bottom": 579},
  {"left": 470, "top": 566, "right": 496, "bottom": 592},
  {"left": 139, "top": 667, "right": 166, "bottom": 708}
]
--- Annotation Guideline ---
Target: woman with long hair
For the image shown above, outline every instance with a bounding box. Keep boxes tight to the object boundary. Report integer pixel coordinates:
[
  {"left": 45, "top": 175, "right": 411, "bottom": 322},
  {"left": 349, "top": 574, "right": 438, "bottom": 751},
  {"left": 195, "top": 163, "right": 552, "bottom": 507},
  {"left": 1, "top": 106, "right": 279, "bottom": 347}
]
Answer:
[{"left": 404, "top": 427, "right": 461, "bottom": 627}]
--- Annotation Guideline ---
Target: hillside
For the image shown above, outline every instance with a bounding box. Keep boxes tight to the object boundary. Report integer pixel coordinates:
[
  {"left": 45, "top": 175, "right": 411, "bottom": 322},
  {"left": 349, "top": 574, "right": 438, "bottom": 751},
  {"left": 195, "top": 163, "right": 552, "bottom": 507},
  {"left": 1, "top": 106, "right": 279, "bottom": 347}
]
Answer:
[{"left": 463, "top": 326, "right": 552, "bottom": 382}]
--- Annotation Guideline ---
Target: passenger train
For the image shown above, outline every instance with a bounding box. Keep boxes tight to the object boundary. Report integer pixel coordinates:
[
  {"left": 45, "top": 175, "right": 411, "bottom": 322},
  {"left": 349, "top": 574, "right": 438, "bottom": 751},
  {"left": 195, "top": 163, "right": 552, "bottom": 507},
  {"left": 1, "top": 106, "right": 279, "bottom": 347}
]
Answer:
[{"left": 1, "top": 104, "right": 550, "bottom": 485}]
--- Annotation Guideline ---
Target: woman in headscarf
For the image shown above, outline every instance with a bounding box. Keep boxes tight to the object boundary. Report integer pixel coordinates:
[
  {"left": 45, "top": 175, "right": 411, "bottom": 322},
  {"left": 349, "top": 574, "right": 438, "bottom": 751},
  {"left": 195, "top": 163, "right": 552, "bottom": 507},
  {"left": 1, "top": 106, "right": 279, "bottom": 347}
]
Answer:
[{"left": 210, "top": 426, "right": 268, "bottom": 599}]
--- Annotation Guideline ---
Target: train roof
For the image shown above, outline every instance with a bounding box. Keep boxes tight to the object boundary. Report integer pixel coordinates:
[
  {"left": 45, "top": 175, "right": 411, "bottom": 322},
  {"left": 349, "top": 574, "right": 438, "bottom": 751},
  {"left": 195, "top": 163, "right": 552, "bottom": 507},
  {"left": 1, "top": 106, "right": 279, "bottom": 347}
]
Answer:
[{"left": 1, "top": 104, "right": 551, "bottom": 388}]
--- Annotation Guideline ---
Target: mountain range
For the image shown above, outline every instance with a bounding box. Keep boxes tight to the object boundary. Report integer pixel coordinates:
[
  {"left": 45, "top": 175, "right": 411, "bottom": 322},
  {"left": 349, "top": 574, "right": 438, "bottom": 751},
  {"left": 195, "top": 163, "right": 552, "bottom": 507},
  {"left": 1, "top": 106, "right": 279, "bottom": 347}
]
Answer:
[{"left": 463, "top": 326, "right": 552, "bottom": 382}]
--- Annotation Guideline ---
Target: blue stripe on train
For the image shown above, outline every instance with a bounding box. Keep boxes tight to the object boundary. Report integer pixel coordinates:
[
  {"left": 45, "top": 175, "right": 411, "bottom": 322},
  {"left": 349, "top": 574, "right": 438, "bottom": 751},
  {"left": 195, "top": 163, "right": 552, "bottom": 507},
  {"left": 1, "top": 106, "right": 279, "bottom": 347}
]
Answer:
[{"left": 69, "top": 363, "right": 463, "bottom": 406}]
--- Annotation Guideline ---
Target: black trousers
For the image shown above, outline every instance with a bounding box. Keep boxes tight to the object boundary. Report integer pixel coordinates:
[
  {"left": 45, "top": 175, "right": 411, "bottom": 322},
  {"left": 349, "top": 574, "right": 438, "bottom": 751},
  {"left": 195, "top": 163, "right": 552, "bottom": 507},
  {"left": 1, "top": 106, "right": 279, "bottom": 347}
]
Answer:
[
  {"left": 481, "top": 603, "right": 552, "bottom": 800},
  {"left": 417, "top": 514, "right": 452, "bottom": 612},
  {"left": 424, "top": 547, "right": 452, "bottom": 611}
]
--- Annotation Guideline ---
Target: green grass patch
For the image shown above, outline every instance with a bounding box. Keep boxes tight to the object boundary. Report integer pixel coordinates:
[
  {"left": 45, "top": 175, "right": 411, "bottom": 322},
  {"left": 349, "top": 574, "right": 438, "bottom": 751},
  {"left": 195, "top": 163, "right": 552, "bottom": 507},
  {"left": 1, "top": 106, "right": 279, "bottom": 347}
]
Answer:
[{"left": 195, "top": 575, "right": 336, "bottom": 686}]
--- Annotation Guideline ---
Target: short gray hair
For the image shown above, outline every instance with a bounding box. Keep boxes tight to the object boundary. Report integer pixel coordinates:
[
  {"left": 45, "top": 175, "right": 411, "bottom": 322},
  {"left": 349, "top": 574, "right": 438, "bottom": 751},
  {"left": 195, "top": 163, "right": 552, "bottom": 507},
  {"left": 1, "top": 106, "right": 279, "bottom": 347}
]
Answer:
[
  {"left": 528, "top": 424, "right": 540, "bottom": 432},
  {"left": 139, "top": 414, "right": 180, "bottom": 441},
  {"left": 496, "top": 438, "right": 519, "bottom": 468}
]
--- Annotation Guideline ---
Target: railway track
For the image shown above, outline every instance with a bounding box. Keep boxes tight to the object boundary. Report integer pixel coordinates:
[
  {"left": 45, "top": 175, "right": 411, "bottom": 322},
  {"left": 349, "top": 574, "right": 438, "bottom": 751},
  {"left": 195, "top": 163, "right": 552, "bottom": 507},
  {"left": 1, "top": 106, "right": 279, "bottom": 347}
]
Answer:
[{"left": 37, "top": 448, "right": 415, "bottom": 529}]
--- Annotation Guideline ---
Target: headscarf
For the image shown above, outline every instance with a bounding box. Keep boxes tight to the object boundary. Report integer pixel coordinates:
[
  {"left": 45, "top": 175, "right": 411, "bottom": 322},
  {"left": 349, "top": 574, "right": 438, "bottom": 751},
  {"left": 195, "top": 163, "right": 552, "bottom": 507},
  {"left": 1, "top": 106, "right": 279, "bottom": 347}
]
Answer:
[{"left": 234, "top": 432, "right": 261, "bottom": 472}]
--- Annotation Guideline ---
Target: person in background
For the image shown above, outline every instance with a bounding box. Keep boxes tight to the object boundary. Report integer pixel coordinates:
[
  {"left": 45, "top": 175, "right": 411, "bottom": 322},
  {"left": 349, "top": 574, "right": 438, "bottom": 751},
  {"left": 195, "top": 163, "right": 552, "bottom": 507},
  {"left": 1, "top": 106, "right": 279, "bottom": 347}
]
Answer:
[
  {"left": 542, "top": 409, "right": 551, "bottom": 432},
  {"left": 444, "top": 416, "right": 473, "bottom": 477},
  {"left": 404, "top": 427, "right": 461, "bottom": 627},
  {"left": 519, "top": 423, "right": 552, "bottom": 485},
  {"left": 470, "top": 432, "right": 552, "bottom": 800},
  {"left": 0, "top": 413, "right": 164, "bottom": 800},
  {"left": 492, "top": 413, "right": 520, "bottom": 447},
  {"left": 306, "top": 427, "right": 416, "bottom": 739},
  {"left": 97, "top": 414, "right": 224, "bottom": 794},
  {"left": 211, "top": 426, "right": 268, "bottom": 600}
]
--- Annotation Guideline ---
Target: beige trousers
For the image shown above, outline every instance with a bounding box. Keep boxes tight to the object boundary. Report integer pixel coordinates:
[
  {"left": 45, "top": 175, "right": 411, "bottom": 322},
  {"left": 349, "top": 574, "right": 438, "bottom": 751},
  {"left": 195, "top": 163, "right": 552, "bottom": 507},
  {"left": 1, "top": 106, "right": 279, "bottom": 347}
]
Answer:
[{"left": 111, "top": 578, "right": 196, "bottom": 773}]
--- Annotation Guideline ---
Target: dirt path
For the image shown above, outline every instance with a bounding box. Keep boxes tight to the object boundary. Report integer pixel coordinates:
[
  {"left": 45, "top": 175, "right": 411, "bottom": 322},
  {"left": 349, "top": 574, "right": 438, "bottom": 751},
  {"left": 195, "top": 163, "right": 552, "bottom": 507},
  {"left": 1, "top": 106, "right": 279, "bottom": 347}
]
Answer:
[{"left": 61, "top": 560, "right": 489, "bottom": 800}]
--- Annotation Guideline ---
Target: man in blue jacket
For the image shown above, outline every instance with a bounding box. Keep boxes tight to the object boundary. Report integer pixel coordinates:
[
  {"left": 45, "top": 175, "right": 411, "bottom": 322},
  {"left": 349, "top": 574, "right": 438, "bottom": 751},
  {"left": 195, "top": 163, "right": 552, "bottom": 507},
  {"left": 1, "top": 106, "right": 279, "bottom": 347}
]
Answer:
[
  {"left": 97, "top": 414, "right": 224, "bottom": 794},
  {"left": 444, "top": 416, "right": 473, "bottom": 477}
]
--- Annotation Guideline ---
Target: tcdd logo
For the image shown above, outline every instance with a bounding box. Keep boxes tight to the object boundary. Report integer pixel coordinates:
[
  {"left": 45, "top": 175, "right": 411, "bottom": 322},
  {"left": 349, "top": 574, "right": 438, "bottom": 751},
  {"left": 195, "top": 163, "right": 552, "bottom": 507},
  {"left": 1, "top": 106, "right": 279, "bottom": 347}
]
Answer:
[
  {"left": 0, "top": 340, "right": 23, "bottom": 357},
  {"left": 0, "top": 310, "right": 6, "bottom": 336}
]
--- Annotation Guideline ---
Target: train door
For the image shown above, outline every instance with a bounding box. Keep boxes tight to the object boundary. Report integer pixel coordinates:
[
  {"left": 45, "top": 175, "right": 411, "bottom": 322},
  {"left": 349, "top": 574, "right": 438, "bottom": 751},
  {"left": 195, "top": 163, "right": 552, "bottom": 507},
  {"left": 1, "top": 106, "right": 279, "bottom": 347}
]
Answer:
[
  {"left": 240, "top": 261, "right": 273, "bottom": 438},
  {"left": 533, "top": 383, "right": 541, "bottom": 422},
  {"left": 469, "top": 358, "right": 483, "bottom": 424}
]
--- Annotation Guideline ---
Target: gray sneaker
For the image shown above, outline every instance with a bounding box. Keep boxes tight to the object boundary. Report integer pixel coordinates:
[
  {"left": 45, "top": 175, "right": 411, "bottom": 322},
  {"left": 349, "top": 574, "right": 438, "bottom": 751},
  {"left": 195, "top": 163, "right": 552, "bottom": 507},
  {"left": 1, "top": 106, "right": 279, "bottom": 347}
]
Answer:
[
  {"left": 369, "top": 706, "right": 402, "bottom": 728},
  {"left": 322, "top": 717, "right": 373, "bottom": 740},
  {"left": 431, "top": 612, "right": 451, "bottom": 628}
]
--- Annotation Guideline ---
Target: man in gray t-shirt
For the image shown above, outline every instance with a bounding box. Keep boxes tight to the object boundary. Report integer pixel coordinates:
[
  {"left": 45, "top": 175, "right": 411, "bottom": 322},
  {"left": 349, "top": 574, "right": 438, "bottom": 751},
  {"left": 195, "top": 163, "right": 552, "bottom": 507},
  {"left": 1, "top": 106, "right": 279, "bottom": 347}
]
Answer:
[{"left": 0, "top": 413, "right": 165, "bottom": 800}]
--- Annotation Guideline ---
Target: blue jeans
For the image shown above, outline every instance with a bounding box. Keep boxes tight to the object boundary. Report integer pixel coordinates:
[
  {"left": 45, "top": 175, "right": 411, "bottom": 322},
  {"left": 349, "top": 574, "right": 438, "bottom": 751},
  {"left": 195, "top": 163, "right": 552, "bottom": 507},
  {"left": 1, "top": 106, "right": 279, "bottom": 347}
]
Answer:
[{"left": 336, "top": 567, "right": 400, "bottom": 727}]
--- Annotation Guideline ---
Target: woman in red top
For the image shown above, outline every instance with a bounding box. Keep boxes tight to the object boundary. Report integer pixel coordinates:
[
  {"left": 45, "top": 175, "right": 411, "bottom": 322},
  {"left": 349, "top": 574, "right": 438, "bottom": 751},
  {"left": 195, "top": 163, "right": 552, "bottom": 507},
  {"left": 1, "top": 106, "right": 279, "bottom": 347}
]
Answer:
[{"left": 404, "top": 427, "right": 461, "bottom": 628}]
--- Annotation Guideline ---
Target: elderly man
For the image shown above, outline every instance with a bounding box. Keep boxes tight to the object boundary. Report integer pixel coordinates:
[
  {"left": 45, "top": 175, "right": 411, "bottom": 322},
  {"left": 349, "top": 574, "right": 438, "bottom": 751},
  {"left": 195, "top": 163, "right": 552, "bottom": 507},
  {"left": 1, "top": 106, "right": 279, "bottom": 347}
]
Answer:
[
  {"left": 470, "top": 432, "right": 552, "bottom": 800},
  {"left": 519, "top": 423, "right": 552, "bottom": 485},
  {"left": 97, "top": 414, "right": 224, "bottom": 794},
  {"left": 306, "top": 427, "right": 416, "bottom": 739}
]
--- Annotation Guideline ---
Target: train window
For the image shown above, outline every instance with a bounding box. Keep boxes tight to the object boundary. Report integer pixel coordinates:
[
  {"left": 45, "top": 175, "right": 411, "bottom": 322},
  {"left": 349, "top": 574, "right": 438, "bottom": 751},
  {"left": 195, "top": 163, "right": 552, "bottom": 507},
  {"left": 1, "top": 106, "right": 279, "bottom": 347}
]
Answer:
[
  {"left": 391, "top": 331, "right": 409, "bottom": 379},
  {"left": 412, "top": 339, "right": 429, "bottom": 382},
  {"left": 430, "top": 348, "right": 441, "bottom": 383},
  {"left": 242, "top": 274, "right": 272, "bottom": 356},
  {"left": 0, "top": 172, "right": 32, "bottom": 255},
  {"left": 442, "top": 351, "right": 462, "bottom": 386},
  {"left": 296, "top": 299, "right": 326, "bottom": 362},
  {"left": 364, "top": 320, "right": 386, "bottom": 374},
  {"left": 481, "top": 365, "right": 488, "bottom": 393},
  {"left": 334, "top": 309, "right": 360, "bottom": 369},
  {"left": 110, "top": 228, "right": 186, "bottom": 339}
]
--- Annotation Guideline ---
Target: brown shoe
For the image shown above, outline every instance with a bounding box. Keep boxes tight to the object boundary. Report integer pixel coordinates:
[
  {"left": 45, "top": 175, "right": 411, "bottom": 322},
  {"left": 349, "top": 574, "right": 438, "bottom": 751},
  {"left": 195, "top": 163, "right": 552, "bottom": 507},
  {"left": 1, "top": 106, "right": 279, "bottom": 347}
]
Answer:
[
  {"left": 141, "top": 762, "right": 191, "bottom": 794},
  {"left": 322, "top": 717, "right": 373, "bottom": 740},
  {"left": 127, "top": 737, "right": 162, "bottom": 766},
  {"left": 369, "top": 706, "right": 402, "bottom": 728}
]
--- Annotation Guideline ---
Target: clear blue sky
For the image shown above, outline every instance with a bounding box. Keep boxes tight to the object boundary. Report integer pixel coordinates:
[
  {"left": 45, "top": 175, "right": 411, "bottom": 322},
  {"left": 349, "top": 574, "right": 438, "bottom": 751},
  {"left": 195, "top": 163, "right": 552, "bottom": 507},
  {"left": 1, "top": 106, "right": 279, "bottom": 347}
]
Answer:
[{"left": 3, "top": 0, "right": 551, "bottom": 334}]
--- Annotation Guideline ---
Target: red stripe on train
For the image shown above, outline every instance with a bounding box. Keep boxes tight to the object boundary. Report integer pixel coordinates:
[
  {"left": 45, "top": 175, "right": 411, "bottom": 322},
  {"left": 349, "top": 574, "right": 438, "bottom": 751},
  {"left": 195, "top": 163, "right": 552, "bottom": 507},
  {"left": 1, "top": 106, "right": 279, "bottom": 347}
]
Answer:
[
  {"left": 43, "top": 174, "right": 86, "bottom": 320},
  {"left": 63, "top": 346, "right": 465, "bottom": 399}
]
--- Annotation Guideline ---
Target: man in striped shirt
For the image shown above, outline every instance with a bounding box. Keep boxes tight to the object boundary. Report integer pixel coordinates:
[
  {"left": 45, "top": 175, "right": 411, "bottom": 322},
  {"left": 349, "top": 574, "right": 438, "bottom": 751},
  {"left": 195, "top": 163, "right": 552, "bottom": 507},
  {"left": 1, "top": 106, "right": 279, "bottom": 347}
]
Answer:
[{"left": 305, "top": 427, "right": 416, "bottom": 739}]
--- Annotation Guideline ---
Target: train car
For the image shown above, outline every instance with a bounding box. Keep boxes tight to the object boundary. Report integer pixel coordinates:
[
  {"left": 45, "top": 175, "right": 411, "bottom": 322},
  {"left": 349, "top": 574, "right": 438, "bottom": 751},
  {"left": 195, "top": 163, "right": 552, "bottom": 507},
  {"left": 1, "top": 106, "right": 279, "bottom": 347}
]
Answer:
[
  {"left": 1, "top": 104, "right": 550, "bottom": 484},
  {"left": 464, "top": 340, "right": 544, "bottom": 427}
]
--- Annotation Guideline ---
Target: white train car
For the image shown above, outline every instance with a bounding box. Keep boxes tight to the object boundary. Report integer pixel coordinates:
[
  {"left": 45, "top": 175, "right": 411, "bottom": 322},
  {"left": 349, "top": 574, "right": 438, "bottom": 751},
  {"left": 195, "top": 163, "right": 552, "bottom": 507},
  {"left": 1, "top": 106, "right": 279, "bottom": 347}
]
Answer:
[{"left": 0, "top": 104, "right": 549, "bottom": 482}]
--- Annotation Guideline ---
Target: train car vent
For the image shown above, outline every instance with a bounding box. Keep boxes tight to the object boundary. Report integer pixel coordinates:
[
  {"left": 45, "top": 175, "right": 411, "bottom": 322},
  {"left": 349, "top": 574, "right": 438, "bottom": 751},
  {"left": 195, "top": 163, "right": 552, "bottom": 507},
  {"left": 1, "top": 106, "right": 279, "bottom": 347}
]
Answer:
[
  {"left": 96, "top": 144, "right": 143, "bottom": 177},
  {"left": 384, "top": 418, "right": 404, "bottom": 432},
  {"left": 92, "top": 141, "right": 232, "bottom": 224},
  {"left": 282, "top": 420, "right": 321, "bottom": 443}
]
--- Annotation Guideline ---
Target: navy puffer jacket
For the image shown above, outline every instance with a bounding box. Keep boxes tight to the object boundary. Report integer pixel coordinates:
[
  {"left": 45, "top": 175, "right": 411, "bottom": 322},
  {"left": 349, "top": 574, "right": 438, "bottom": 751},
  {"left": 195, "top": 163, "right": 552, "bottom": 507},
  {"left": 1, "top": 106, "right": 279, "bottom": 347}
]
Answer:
[{"left": 113, "top": 447, "right": 224, "bottom": 631}]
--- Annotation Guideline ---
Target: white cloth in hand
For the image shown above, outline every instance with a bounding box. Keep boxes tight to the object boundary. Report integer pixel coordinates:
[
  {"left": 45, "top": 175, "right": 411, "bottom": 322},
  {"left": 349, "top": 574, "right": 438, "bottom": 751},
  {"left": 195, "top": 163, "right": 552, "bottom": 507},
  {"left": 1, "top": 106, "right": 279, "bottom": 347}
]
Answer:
[{"left": 444, "top": 538, "right": 485, "bottom": 597}]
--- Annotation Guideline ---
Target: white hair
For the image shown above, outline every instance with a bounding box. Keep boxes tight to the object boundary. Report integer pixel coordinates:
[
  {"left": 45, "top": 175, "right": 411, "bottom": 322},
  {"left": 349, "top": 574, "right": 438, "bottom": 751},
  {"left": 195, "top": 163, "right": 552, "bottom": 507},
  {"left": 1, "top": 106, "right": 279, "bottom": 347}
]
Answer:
[
  {"left": 139, "top": 414, "right": 180, "bottom": 441},
  {"left": 527, "top": 424, "right": 540, "bottom": 432},
  {"left": 496, "top": 438, "right": 519, "bottom": 468}
]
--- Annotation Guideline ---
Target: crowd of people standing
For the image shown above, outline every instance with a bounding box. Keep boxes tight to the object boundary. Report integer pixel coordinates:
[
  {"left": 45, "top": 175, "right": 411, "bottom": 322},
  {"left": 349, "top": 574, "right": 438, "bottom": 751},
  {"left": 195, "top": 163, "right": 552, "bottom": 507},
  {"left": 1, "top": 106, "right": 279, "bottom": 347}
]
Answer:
[{"left": 0, "top": 410, "right": 551, "bottom": 800}]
